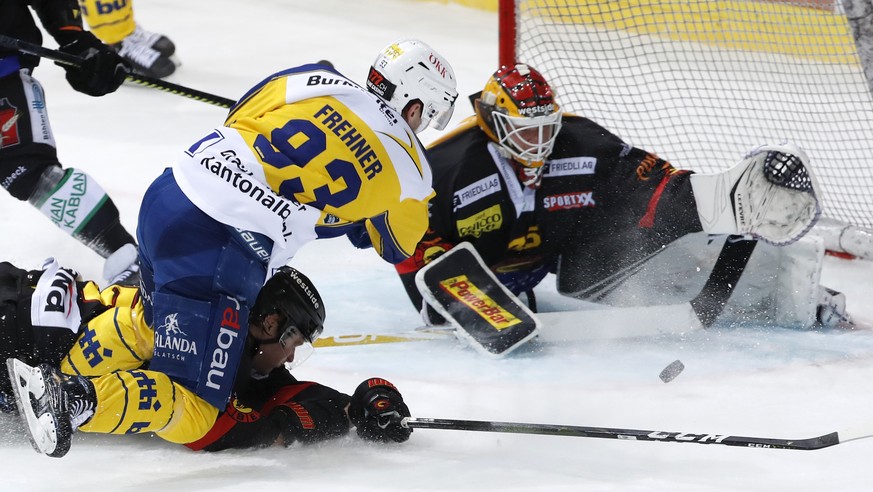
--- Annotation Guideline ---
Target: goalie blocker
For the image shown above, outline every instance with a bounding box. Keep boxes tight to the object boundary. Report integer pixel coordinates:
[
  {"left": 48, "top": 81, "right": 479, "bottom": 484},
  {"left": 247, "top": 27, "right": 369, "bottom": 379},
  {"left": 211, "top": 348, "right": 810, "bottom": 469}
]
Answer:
[{"left": 415, "top": 243, "right": 540, "bottom": 357}]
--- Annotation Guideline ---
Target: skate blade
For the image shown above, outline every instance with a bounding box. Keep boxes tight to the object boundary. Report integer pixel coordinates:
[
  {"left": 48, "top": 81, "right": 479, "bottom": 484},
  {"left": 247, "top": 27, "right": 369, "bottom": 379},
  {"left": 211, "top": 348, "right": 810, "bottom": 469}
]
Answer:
[{"left": 5, "top": 358, "right": 58, "bottom": 456}]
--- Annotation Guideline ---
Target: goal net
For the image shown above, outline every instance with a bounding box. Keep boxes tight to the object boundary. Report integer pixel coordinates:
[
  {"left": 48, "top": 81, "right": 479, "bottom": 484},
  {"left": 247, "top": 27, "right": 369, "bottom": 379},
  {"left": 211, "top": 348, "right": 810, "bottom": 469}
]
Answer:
[{"left": 500, "top": 0, "right": 873, "bottom": 234}]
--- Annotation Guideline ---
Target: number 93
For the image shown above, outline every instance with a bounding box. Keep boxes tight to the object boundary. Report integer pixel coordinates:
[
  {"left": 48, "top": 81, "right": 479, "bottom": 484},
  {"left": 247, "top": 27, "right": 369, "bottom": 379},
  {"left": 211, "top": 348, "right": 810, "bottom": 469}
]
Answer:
[{"left": 253, "top": 119, "right": 361, "bottom": 209}]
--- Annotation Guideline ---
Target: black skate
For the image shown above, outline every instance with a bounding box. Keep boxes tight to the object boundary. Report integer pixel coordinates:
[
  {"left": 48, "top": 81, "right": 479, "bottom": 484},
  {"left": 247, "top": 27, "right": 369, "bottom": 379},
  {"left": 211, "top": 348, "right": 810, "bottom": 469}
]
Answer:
[{"left": 6, "top": 359, "right": 95, "bottom": 458}]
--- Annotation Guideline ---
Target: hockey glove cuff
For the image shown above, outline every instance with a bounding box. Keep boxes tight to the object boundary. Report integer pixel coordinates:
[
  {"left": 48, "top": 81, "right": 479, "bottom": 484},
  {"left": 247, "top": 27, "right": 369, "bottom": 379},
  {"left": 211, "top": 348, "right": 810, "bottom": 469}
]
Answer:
[{"left": 348, "top": 378, "right": 412, "bottom": 443}]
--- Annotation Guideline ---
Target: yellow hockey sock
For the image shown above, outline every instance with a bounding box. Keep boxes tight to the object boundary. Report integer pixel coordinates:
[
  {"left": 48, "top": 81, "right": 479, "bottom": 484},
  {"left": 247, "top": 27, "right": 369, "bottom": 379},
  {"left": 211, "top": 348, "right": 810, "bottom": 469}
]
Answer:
[
  {"left": 80, "top": 0, "right": 136, "bottom": 44},
  {"left": 80, "top": 370, "right": 219, "bottom": 444}
]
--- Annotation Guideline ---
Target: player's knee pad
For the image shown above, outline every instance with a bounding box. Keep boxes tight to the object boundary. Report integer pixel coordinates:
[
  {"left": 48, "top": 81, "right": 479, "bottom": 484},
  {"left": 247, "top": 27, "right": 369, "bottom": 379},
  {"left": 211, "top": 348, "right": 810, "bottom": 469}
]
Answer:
[{"left": 717, "top": 234, "right": 825, "bottom": 328}]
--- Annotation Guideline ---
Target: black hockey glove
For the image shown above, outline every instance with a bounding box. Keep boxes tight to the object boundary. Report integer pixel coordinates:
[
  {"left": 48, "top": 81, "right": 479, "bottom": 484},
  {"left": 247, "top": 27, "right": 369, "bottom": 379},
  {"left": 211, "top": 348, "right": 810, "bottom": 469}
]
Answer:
[
  {"left": 269, "top": 396, "right": 351, "bottom": 445},
  {"left": 348, "top": 378, "right": 412, "bottom": 443},
  {"left": 57, "top": 31, "right": 127, "bottom": 97}
]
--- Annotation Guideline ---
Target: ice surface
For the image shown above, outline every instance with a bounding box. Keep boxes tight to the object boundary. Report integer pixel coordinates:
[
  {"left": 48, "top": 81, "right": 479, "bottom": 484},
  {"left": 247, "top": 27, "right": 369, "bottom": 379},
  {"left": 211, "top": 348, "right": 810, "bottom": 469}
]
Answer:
[{"left": 3, "top": 1, "right": 873, "bottom": 490}]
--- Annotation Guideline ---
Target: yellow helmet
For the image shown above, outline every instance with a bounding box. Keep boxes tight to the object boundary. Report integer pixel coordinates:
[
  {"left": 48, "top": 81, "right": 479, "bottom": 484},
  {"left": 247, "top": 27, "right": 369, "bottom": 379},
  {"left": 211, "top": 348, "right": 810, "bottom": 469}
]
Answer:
[{"left": 475, "top": 64, "right": 562, "bottom": 168}]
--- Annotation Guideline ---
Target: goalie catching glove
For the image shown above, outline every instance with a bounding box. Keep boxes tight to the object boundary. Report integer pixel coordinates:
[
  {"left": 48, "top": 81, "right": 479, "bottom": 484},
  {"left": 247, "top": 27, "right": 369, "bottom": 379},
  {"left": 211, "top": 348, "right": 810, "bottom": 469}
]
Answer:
[
  {"left": 691, "top": 142, "right": 822, "bottom": 246},
  {"left": 348, "top": 378, "right": 412, "bottom": 443}
]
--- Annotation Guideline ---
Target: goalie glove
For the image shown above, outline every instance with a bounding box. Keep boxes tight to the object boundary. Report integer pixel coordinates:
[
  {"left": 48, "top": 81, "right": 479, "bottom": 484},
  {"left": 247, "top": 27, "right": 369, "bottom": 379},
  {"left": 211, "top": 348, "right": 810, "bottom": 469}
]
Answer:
[
  {"left": 690, "top": 142, "right": 822, "bottom": 246},
  {"left": 348, "top": 378, "right": 412, "bottom": 443}
]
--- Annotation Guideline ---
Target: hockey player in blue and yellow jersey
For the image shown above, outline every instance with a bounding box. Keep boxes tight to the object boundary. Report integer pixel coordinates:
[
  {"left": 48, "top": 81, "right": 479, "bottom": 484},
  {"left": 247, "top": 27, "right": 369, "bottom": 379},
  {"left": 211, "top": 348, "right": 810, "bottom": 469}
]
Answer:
[
  {"left": 6, "top": 39, "right": 457, "bottom": 457},
  {"left": 136, "top": 39, "right": 457, "bottom": 412}
]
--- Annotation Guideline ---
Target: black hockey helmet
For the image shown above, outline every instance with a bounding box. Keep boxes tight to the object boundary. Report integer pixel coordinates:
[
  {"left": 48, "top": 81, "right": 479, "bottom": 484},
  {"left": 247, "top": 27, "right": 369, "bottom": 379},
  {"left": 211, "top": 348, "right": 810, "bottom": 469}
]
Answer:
[{"left": 250, "top": 267, "right": 325, "bottom": 344}]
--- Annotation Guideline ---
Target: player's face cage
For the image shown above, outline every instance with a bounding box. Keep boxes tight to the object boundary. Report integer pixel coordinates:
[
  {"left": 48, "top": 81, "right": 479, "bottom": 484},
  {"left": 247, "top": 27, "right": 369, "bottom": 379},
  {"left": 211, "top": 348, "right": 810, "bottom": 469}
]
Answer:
[
  {"left": 492, "top": 109, "right": 563, "bottom": 168},
  {"left": 254, "top": 305, "right": 323, "bottom": 346}
]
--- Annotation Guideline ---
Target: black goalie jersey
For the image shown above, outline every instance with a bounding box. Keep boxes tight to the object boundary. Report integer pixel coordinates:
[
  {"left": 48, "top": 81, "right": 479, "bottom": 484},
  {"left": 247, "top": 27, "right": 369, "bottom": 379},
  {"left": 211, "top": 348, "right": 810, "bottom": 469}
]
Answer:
[{"left": 396, "top": 114, "right": 702, "bottom": 309}]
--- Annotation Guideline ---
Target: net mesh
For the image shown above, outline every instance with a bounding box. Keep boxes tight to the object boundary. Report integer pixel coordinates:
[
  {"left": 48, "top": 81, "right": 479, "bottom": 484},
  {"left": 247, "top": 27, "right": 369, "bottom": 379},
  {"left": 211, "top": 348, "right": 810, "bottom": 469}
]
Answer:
[{"left": 513, "top": 0, "right": 873, "bottom": 227}]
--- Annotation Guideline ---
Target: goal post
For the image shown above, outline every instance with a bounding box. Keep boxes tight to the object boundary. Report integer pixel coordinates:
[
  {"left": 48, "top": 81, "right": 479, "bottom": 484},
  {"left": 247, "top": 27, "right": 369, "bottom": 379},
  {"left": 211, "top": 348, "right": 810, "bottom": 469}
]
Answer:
[{"left": 499, "top": 0, "right": 873, "bottom": 258}]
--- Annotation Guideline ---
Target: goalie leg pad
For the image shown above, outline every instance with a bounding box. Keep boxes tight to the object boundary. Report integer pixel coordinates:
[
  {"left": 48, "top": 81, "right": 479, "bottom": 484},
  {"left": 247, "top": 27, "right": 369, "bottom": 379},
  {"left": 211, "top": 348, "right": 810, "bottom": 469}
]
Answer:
[
  {"left": 715, "top": 234, "right": 824, "bottom": 329},
  {"left": 691, "top": 142, "right": 822, "bottom": 246},
  {"left": 415, "top": 243, "right": 540, "bottom": 357}
]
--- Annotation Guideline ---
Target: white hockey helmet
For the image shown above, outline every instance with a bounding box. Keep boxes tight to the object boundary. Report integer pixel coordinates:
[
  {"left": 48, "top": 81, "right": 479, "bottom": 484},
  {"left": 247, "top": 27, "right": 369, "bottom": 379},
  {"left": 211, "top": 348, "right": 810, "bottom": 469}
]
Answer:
[{"left": 366, "top": 38, "right": 459, "bottom": 133}]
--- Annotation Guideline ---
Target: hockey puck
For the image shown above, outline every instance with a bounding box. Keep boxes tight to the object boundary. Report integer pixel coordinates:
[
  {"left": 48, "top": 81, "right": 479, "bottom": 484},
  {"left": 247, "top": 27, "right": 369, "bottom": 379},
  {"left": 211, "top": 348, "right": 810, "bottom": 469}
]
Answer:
[{"left": 659, "top": 360, "right": 685, "bottom": 383}]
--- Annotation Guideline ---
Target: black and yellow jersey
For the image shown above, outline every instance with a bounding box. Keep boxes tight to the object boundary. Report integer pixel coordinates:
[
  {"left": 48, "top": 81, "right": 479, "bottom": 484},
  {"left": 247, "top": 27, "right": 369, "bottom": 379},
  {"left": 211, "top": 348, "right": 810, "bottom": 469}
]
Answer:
[{"left": 396, "top": 114, "right": 701, "bottom": 308}]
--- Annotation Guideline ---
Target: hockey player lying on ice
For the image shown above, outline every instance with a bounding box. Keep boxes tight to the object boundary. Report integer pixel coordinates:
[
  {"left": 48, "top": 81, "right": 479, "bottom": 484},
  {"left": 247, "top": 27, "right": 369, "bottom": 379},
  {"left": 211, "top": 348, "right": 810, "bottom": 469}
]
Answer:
[
  {"left": 1, "top": 36, "right": 458, "bottom": 457},
  {"left": 1, "top": 260, "right": 412, "bottom": 456},
  {"left": 394, "top": 64, "right": 850, "bottom": 332}
]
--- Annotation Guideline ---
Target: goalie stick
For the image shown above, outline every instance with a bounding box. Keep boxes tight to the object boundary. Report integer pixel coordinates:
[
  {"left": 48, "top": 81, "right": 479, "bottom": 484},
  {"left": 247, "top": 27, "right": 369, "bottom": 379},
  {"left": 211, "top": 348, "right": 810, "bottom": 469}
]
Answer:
[
  {"left": 0, "top": 35, "right": 236, "bottom": 108},
  {"left": 401, "top": 417, "right": 873, "bottom": 451},
  {"left": 688, "top": 235, "right": 757, "bottom": 327}
]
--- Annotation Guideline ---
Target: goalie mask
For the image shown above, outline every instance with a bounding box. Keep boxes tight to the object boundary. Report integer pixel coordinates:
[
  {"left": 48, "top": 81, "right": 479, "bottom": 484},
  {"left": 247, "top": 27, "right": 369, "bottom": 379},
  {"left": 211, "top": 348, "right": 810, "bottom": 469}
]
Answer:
[
  {"left": 475, "top": 64, "right": 563, "bottom": 170},
  {"left": 366, "top": 38, "right": 459, "bottom": 133}
]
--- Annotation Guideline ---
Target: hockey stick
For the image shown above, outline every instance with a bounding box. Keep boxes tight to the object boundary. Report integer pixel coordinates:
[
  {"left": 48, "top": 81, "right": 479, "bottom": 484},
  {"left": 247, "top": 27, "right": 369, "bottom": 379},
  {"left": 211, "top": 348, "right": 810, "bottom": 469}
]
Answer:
[
  {"left": 402, "top": 417, "right": 873, "bottom": 451},
  {"left": 313, "top": 303, "right": 708, "bottom": 348},
  {"left": 688, "top": 235, "right": 757, "bottom": 327},
  {"left": 0, "top": 35, "right": 235, "bottom": 108},
  {"left": 314, "top": 330, "right": 448, "bottom": 348}
]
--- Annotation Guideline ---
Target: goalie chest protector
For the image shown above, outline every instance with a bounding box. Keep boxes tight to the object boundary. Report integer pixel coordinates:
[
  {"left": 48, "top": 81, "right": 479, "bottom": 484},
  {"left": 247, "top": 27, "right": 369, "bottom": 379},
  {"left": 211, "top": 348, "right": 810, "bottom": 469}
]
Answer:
[{"left": 415, "top": 243, "right": 540, "bottom": 357}]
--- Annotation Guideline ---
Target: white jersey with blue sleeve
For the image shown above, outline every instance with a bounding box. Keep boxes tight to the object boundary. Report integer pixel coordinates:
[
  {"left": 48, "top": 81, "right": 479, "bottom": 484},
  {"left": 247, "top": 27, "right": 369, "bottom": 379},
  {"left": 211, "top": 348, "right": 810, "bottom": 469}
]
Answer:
[{"left": 172, "top": 64, "right": 435, "bottom": 273}]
